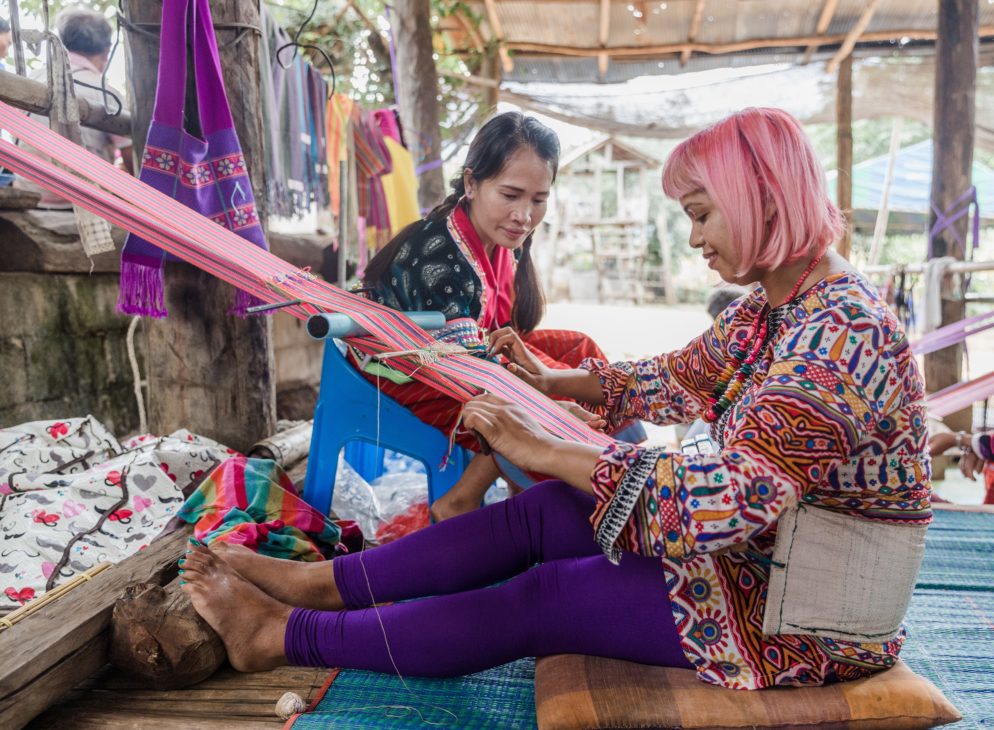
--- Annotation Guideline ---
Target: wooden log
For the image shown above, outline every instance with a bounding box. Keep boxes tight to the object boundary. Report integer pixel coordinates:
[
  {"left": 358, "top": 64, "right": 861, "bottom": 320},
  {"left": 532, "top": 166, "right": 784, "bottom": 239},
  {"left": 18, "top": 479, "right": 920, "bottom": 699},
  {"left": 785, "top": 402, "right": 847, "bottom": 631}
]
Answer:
[
  {"left": 0, "top": 526, "right": 191, "bottom": 730},
  {"left": 29, "top": 664, "right": 329, "bottom": 729},
  {"left": 925, "top": 0, "right": 978, "bottom": 432},
  {"left": 109, "top": 579, "right": 225, "bottom": 691},
  {"left": 0, "top": 69, "right": 133, "bottom": 137},
  {"left": 124, "top": 0, "right": 276, "bottom": 454}
]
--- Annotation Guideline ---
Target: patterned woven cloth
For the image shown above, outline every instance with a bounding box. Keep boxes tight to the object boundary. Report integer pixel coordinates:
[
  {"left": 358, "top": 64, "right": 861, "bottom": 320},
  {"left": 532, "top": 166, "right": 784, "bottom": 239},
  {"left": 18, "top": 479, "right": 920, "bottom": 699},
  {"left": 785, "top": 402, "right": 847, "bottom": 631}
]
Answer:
[{"left": 290, "top": 658, "right": 537, "bottom": 729}]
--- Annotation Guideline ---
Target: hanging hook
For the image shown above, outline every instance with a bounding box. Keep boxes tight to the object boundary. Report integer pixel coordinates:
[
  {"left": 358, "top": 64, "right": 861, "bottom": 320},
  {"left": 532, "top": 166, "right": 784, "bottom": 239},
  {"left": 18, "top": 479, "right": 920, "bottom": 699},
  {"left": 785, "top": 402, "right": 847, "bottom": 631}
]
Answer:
[{"left": 273, "top": 0, "right": 337, "bottom": 98}]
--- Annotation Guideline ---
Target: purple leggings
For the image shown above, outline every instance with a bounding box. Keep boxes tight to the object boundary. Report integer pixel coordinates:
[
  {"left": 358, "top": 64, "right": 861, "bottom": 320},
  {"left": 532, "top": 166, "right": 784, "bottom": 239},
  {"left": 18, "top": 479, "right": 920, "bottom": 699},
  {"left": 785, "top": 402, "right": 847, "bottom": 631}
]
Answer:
[{"left": 284, "top": 480, "right": 691, "bottom": 676}]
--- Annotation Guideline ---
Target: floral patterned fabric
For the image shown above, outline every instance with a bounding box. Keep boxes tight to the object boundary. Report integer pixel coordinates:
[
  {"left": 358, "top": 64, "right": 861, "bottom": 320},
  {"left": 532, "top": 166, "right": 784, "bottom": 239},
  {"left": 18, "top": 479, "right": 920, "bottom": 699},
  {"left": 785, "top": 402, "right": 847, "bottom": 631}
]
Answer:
[
  {"left": 581, "top": 273, "right": 931, "bottom": 690},
  {"left": 0, "top": 416, "right": 234, "bottom": 611}
]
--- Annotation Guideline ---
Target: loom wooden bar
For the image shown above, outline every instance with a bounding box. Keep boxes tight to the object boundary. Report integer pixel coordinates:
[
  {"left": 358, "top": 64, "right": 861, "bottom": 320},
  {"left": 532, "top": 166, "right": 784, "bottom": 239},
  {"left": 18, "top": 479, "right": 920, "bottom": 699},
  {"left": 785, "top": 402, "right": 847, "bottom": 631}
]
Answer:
[
  {"left": 0, "top": 69, "right": 133, "bottom": 137},
  {"left": 0, "top": 526, "right": 190, "bottom": 729},
  {"left": 123, "top": 0, "right": 276, "bottom": 454},
  {"left": 925, "top": 0, "right": 978, "bottom": 430},
  {"left": 835, "top": 54, "right": 853, "bottom": 260}
]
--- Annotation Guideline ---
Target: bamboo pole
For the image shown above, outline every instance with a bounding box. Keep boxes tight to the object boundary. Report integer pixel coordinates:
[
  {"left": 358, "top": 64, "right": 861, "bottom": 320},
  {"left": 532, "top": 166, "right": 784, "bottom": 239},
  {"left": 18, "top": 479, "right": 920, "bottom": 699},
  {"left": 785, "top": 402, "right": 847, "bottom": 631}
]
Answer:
[
  {"left": 802, "top": 0, "right": 840, "bottom": 64},
  {"left": 826, "top": 0, "right": 882, "bottom": 75},
  {"left": 836, "top": 54, "right": 853, "bottom": 260},
  {"left": 495, "top": 26, "right": 994, "bottom": 59},
  {"left": 0, "top": 564, "right": 112, "bottom": 632},
  {"left": 867, "top": 117, "right": 903, "bottom": 266}
]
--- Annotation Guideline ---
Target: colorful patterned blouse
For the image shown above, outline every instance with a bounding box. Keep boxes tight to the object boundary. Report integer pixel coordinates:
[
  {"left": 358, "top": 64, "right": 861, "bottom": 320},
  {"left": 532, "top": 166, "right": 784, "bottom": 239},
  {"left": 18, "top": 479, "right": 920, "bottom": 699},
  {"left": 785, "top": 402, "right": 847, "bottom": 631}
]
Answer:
[{"left": 581, "top": 272, "right": 932, "bottom": 690}]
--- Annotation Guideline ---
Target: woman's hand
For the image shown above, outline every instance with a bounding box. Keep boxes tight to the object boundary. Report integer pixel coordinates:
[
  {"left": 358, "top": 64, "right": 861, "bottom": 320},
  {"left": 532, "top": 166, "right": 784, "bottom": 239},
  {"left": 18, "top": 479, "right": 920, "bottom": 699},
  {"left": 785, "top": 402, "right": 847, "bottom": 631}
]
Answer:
[
  {"left": 960, "top": 448, "right": 985, "bottom": 481},
  {"left": 558, "top": 401, "right": 608, "bottom": 431},
  {"left": 462, "top": 394, "right": 557, "bottom": 473},
  {"left": 461, "top": 394, "right": 606, "bottom": 493},
  {"left": 488, "top": 327, "right": 557, "bottom": 394}
]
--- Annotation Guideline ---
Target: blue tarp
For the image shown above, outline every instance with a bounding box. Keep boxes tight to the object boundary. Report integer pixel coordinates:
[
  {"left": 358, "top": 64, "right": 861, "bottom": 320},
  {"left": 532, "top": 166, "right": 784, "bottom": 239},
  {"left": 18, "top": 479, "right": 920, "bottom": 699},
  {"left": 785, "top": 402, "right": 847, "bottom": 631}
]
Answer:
[{"left": 827, "top": 140, "right": 994, "bottom": 219}]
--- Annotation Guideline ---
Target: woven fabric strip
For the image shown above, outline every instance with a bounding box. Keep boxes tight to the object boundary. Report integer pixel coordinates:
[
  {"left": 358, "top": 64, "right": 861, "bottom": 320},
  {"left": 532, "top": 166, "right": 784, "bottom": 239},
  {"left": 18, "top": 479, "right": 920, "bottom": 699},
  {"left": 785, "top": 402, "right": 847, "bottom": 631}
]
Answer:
[
  {"left": 926, "top": 370, "right": 994, "bottom": 418},
  {"left": 595, "top": 446, "right": 666, "bottom": 564},
  {"left": 909, "top": 308, "right": 994, "bottom": 356},
  {"left": 0, "top": 100, "right": 612, "bottom": 449}
]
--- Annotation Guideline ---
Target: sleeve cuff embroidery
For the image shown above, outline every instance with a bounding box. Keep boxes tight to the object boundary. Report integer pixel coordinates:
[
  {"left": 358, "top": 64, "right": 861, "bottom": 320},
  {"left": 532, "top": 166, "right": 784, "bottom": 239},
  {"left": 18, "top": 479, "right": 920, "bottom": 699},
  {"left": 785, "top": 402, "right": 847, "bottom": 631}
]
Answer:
[{"left": 595, "top": 446, "right": 666, "bottom": 564}]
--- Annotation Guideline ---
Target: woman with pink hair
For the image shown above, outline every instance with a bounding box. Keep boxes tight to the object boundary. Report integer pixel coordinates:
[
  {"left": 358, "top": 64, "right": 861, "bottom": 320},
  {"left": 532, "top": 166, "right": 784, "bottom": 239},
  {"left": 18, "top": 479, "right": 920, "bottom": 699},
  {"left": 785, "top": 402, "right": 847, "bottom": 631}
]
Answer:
[{"left": 180, "top": 108, "right": 930, "bottom": 691}]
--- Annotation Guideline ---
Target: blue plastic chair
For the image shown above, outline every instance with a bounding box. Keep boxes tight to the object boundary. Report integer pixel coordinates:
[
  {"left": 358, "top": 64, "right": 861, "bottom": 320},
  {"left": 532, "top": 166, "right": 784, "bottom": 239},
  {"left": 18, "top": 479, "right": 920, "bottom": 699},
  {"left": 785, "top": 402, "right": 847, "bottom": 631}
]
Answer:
[{"left": 303, "top": 338, "right": 471, "bottom": 517}]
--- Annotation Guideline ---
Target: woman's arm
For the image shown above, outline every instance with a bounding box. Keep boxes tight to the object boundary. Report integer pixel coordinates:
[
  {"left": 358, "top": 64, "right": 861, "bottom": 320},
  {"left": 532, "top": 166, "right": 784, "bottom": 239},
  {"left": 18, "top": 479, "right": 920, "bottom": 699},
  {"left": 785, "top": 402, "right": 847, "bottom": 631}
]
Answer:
[{"left": 590, "top": 307, "right": 907, "bottom": 562}]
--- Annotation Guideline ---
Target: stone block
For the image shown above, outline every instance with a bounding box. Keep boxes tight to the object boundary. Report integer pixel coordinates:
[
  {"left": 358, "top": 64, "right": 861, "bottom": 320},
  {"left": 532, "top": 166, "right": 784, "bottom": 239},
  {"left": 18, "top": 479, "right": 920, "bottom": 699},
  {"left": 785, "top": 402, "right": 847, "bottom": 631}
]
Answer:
[
  {"left": 0, "top": 273, "right": 65, "bottom": 338},
  {"left": 64, "top": 273, "right": 132, "bottom": 333},
  {"left": 0, "top": 337, "right": 28, "bottom": 411},
  {"left": 23, "top": 334, "right": 74, "bottom": 402}
]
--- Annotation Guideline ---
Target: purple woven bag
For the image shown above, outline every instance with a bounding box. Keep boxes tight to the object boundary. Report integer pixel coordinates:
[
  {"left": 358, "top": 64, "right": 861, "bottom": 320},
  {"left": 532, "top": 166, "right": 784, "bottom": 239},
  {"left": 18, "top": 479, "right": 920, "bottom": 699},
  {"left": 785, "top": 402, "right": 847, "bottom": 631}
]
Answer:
[{"left": 118, "top": 0, "right": 268, "bottom": 318}]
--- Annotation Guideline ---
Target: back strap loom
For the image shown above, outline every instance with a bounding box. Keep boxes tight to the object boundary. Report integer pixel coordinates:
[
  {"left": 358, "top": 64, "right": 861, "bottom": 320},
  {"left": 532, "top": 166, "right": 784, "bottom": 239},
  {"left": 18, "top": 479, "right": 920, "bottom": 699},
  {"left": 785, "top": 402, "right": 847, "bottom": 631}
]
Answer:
[{"left": 0, "top": 100, "right": 612, "bottom": 450}]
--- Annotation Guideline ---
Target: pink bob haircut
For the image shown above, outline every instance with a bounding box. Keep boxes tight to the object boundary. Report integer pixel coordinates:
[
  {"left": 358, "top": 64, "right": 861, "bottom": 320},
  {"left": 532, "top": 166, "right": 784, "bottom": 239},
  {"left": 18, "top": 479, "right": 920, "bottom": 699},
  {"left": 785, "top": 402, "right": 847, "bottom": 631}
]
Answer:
[{"left": 662, "top": 107, "right": 845, "bottom": 274}]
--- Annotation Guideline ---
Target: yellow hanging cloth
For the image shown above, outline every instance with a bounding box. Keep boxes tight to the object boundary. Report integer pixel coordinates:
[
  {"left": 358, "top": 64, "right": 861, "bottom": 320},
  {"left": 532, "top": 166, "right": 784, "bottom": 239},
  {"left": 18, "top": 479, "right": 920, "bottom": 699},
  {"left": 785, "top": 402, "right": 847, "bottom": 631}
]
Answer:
[{"left": 380, "top": 136, "right": 421, "bottom": 237}]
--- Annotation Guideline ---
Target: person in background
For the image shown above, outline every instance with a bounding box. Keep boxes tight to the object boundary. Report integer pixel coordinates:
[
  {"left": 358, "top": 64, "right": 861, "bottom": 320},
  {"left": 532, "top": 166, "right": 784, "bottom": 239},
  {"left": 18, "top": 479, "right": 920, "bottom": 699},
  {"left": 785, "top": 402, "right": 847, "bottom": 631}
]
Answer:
[
  {"left": 0, "top": 18, "right": 14, "bottom": 185},
  {"left": 0, "top": 18, "right": 12, "bottom": 70},
  {"left": 928, "top": 428, "right": 994, "bottom": 504},
  {"left": 15, "top": 6, "right": 133, "bottom": 206},
  {"left": 677, "top": 284, "right": 750, "bottom": 453}
]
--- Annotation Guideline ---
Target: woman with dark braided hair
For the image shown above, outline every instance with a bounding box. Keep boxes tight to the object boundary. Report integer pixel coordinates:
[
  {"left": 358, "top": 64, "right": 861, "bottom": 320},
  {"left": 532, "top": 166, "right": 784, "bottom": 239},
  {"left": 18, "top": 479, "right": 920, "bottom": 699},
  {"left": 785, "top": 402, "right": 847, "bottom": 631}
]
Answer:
[{"left": 361, "top": 111, "right": 619, "bottom": 521}]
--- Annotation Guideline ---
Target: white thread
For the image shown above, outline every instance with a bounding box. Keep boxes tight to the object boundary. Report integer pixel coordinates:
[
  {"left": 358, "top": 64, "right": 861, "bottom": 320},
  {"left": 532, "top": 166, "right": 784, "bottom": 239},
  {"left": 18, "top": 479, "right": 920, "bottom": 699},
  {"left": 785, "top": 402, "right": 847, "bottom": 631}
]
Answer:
[
  {"left": 334, "top": 373, "right": 460, "bottom": 726},
  {"left": 126, "top": 316, "right": 148, "bottom": 434}
]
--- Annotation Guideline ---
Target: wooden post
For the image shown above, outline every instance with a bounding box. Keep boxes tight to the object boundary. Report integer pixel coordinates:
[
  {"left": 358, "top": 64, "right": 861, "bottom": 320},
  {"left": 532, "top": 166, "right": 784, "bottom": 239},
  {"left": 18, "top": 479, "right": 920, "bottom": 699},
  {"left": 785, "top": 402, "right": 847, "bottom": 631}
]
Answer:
[
  {"left": 836, "top": 53, "right": 853, "bottom": 260},
  {"left": 925, "top": 0, "right": 978, "bottom": 430},
  {"left": 123, "top": 0, "right": 276, "bottom": 453},
  {"left": 393, "top": 0, "right": 446, "bottom": 211},
  {"left": 482, "top": 49, "right": 501, "bottom": 112},
  {"left": 7, "top": 0, "right": 27, "bottom": 77},
  {"left": 867, "top": 116, "right": 902, "bottom": 266}
]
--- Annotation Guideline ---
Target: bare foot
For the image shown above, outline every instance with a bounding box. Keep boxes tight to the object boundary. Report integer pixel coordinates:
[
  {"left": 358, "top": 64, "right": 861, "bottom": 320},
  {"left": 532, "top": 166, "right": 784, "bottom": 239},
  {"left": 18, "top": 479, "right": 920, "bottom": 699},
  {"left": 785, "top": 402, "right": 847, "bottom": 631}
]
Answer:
[
  {"left": 180, "top": 546, "right": 292, "bottom": 672},
  {"left": 209, "top": 542, "right": 344, "bottom": 611}
]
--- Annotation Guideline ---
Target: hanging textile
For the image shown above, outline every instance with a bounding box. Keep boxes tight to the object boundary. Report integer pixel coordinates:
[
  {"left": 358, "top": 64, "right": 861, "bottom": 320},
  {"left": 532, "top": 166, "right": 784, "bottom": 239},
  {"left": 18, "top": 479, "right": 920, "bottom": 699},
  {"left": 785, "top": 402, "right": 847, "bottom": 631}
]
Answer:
[
  {"left": 119, "top": 0, "right": 268, "bottom": 318},
  {"left": 354, "top": 108, "right": 393, "bottom": 251},
  {"left": 258, "top": 8, "right": 330, "bottom": 218},
  {"left": 0, "top": 100, "right": 611, "bottom": 450},
  {"left": 380, "top": 136, "right": 420, "bottom": 237}
]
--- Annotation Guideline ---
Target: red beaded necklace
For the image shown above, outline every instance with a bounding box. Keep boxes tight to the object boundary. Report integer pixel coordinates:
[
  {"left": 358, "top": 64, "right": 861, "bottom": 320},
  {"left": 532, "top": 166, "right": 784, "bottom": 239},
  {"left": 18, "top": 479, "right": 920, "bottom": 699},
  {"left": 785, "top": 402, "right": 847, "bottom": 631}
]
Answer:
[{"left": 702, "top": 253, "right": 824, "bottom": 423}]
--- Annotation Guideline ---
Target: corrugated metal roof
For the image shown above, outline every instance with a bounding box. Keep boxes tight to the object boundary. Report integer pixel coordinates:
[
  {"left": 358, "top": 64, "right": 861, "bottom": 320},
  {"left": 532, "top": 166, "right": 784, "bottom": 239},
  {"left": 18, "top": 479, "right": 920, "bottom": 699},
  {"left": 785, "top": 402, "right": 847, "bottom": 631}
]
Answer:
[{"left": 456, "top": 0, "right": 994, "bottom": 84}]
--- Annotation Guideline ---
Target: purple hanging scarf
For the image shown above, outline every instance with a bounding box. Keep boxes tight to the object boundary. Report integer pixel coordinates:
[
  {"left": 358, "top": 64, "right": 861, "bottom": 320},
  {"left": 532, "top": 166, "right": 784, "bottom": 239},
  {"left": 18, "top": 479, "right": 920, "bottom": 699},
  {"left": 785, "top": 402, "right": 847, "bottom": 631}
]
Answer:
[{"left": 118, "top": 0, "right": 268, "bottom": 318}]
